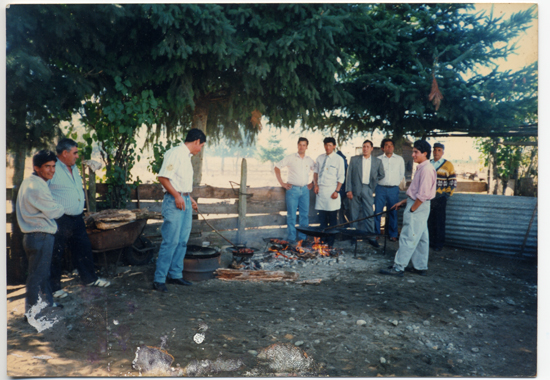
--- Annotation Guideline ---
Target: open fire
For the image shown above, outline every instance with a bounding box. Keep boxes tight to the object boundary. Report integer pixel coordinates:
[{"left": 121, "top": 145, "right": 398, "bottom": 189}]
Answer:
[
  {"left": 266, "top": 238, "right": 340, "bottom": 260},
  {"left": 229, "top": 238, "right": 342, "bottom": 270}
]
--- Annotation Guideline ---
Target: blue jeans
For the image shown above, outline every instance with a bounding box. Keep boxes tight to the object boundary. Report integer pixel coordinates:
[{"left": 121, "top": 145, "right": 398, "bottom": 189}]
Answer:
[
  {"left": 154, "top": 193, "right": 193, "bottom": 283},
  {"left": 24, "top": 232, "right": 55, "bottom": 312},
  {"left": 374, "top": 185, "right": 400, "bottom": 238},
  {"left": 285, "top": 185, "right": 310, "bottom": 241}
]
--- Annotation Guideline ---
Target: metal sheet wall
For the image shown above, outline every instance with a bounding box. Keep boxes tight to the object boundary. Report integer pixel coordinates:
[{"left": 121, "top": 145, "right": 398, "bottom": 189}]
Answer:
[{"left": 394, "top": 192, "right": 537, "bottom": 257}]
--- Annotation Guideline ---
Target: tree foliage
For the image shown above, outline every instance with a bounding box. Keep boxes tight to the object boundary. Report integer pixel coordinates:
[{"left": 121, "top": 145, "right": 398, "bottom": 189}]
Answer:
[
  {"left": 315, "top": 3, "right": 538, "bottom": 145},
  {"left": 476, "top": 137, "right": 537, "bottom": 195},
  {"left": 257, "top": 135, "right": 286, "bottom": 169},
  {"left": 7, "top": 3, "right": 537, "bottom": 194}
]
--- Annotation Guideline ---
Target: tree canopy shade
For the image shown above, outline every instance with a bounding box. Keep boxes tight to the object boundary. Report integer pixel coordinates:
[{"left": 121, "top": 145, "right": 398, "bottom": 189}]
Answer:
[
  {"left": 143, "top": 4, "right": 361, "bottom": 183},
  {"left": 7, "top": 3, "right": 537, "bottom": 190},
  {"left": 317, "top": 3, "right": 538, "bottom": 144}
]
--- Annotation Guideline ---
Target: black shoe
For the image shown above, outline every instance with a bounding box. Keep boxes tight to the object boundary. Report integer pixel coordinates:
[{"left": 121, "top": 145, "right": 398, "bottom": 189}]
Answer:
[
  {"left": 153, "top": 282, "right": 168, "bottom": 292},
  {"left": 167, "top": 278, "right": 192, "bottom": 286},
  {"left": 52, "top": 302, "right": 64, "bottom": 309},
  {"left": 405, "top": 267, "right": 428, "bottom": 276},
  {"left": 379, "top": 266, "right": 404, "bottom": 277},
  {"left": 369, "top": 239, "right": 380, "bottom": 248}
]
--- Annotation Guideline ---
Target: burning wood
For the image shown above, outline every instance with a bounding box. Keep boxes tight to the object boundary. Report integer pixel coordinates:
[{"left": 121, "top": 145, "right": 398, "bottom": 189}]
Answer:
[
  {"left": 215, "top": 269, "right": 299, "bottom": 282},
  {"left": 267, "top": 238, "right": 340, "bottom": 261}
]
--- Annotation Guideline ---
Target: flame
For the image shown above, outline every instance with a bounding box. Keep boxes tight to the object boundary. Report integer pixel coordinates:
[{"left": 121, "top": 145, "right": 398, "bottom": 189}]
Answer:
[{"left": 311, "top": 237, "right": 331, "bottom": 256}]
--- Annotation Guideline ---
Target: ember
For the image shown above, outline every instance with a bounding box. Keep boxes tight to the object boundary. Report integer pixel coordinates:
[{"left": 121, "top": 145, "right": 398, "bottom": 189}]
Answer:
[{"left": 267, "top": 238, "right": 341, "bottom": 261}]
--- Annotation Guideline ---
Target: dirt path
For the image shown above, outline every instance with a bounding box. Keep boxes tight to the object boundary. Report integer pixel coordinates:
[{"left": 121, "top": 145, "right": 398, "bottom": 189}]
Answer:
[{"left": 7, "top": 239, "right": 537, "bottom": 377}]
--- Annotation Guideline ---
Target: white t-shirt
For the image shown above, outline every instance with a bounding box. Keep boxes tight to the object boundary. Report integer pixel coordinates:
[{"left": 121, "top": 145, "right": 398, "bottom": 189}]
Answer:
[
  {"left": 275, "top": 153, "right": 315, "bottom": 187},
  {"left": 158, "top": 144, "right": 193, "bottom": 193}
]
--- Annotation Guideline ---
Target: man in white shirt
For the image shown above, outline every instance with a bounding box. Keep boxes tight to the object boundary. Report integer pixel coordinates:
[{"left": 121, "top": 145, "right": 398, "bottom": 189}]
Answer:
[
  {"left": 274, "top": 137, "right": 315, "bottom": 243},
  {"left": 346, "top": 140, "right": 385, "bottom": 247},
  {"left": 153, "top": 129, "right": 206, "bottom": 292},
  {"left": 313, "top": 137, "right": 345, "bottom": 246},
  {"left": 375, "top": 138, "right": 405, "bottom": 242}
]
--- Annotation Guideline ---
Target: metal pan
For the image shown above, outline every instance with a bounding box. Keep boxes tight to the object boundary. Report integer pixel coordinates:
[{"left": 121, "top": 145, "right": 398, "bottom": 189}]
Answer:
[
  {"left": 225, "top": 246, "right": 259, "bottom": 257},
  {"left": 295, "top": 226, "right": 340, "bottom": 238},
  {"left": 296, "top": 209, "right": 395, "bottom": 239}
]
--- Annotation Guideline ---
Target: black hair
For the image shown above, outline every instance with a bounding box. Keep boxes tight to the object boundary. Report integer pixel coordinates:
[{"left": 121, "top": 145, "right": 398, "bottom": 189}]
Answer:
[
  {"left": 56, "top": 138, "right": 78, "bottom": 155},
  {"left": 185, "top": 128, "right": 207, "bottom": 144},
  {"left": 298, "top": 137, "right": 309, "bottom": 145},
  {"left": 323, "top": 137, "right": 336, "bottom": 145},
  {"left": 362, "top": 140, "right": 373, "bottom": 147},
  {"left": 381, "top": 138, "right": 394, "bottom": 149},
  {"left": 33, "top": 150, "right": 57, "bottom": 169},
  {"left": 413, "top": 140, "right": 432, "bottom": 160}
]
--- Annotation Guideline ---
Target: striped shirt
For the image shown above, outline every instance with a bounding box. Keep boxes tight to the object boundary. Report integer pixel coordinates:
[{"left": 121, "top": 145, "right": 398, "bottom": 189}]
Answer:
[
  {"left": 16, "top": 174, "right": 65, "bottom": 234},
  {"left": 49, "top": 161, "right": 86, "bottom": 216}
]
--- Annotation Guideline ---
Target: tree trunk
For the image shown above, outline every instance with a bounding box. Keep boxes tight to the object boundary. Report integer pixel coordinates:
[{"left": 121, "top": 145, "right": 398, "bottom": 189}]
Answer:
[
  {"left": 9, "top": 144, "right": 28, "bottom": 284},
  {"left": 12, "top": 144, "right": 27, "bottom": 190},
  {"left": 191, "top": 98, "right": 209, "bottom": 186},
  {"left": 391, "top": 125, "right": 405, "bottom": 155},
  {"left": 221, "top": 156, "right": 225, "bottom": 174}
]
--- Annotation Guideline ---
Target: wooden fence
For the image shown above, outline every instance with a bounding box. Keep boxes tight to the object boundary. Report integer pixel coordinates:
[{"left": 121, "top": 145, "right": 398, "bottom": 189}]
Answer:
[{"left": 6, "top": 159, "right": 497, "bottom": 283}]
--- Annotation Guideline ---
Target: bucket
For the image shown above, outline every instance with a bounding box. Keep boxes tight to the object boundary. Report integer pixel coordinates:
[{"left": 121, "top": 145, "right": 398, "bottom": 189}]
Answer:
[{"left": 182, "top": 245, "right": 221, "bottom": 281}]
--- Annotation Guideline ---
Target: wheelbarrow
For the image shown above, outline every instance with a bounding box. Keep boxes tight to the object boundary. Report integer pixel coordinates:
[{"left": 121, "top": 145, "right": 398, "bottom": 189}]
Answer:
[{"left": 87, "top": 218, "right": 155, "bottom": 275}]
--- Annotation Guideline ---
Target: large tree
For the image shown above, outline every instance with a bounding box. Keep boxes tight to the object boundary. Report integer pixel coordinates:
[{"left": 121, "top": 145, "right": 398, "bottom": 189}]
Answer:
[
  {"left": 141, "top": 4, "right": 361, "bottom": 184},
  {"left": 315, "top": 3, "right": 538, "bottom": 147}
]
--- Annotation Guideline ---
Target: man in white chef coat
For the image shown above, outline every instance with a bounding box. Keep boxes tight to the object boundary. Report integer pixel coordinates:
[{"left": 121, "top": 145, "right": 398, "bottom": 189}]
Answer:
[{"left": 313, "top": 137, "right": 346, "bottom": 247}]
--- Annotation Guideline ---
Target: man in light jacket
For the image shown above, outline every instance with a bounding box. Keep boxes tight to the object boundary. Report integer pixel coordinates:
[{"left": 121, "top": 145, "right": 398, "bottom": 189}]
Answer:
[
  {"left": 346, "top": 140, "right": 385, "bottom": 247},
  {"left": 16, "top": 150, "right": 65, "bottom": 314}
]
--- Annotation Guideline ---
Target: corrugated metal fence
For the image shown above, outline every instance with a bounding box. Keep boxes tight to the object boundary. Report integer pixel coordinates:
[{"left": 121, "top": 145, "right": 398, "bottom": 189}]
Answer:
[{"left": 396, "top": 192, "right": 537, "bottom": 257}]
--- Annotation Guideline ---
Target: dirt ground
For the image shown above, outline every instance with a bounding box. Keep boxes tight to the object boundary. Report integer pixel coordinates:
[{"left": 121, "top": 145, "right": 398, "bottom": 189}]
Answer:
[{"left": 6, "top": 233, "right": 537, "bottom": 377}]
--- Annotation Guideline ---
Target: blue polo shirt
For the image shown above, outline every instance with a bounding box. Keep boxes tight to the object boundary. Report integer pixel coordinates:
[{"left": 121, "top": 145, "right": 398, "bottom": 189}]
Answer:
[{"left": 49, "top": 161, "right": 85, "bottom": 216}]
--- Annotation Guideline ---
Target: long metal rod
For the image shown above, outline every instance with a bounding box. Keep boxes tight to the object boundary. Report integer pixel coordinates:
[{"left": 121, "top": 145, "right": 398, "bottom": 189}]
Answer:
[
  {"left": 323, "top": 210, "right": 389, "bottom": 231},
  {"left": 197, "top": 209, "right": 236, "bottom": 246}
]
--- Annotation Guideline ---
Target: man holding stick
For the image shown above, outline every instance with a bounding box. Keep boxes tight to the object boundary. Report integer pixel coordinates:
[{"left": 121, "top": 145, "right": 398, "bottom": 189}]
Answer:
[
  {"left": 153, "top": 128, "right": 206, "bottom": 292},
  {"left": 379, "top": 140, "right": 436, "bottom": 277}
]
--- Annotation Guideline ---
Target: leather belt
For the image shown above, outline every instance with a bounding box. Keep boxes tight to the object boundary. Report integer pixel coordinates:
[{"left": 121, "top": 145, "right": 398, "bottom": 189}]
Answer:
[{"left": 379, "top": 185, "right": 397, "bottom": 188}]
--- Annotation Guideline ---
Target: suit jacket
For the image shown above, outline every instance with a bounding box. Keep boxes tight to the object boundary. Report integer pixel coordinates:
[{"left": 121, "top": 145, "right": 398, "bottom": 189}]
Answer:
[{"left": 345, "top": 155, "right": 385, "bottom": 195}]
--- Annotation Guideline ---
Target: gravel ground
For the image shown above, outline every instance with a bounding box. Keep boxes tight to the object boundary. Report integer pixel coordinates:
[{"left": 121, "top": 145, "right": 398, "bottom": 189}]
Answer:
[{"left": 7, "top": 234, "right": 537, "bottom": 377}]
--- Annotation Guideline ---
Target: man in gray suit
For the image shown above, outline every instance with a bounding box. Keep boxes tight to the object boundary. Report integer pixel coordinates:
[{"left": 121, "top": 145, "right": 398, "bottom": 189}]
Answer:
[{"left": 346, "top": 140, "right": 385, "bottom": 247}]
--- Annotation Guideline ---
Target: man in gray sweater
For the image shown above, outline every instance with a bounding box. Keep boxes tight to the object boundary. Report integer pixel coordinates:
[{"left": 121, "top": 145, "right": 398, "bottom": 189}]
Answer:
[{"left": 16, "top": 150, "right": 65, "bottom": 314}]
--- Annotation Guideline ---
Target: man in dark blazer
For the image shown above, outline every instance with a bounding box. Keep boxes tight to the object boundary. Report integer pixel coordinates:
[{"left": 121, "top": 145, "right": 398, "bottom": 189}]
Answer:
[{"left": 345, "top": 140, "right": 385, "bottom": 247}]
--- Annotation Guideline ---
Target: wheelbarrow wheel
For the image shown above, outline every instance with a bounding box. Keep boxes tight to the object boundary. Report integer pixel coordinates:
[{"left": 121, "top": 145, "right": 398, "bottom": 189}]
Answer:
[{"left": 124, "top": 236, "right": 155, "bottom": 266}]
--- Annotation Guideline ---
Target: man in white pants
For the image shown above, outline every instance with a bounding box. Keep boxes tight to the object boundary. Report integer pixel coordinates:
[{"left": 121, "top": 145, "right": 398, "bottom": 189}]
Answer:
[{"left": 379, "top": 140, "right": 436, "bottom": 277}]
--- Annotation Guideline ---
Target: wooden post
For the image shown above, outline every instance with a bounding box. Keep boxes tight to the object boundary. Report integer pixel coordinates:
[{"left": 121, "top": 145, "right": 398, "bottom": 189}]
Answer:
[
  {"left": 237, "top": 158, "right": 247, "bottom": 244},
  {"left": 519, "top": 200, "right": 537, "bottom": 257},
  {"left": 88, "top": 168, "right": 97, "bottom": 212}
]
